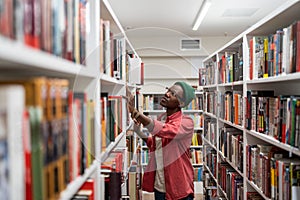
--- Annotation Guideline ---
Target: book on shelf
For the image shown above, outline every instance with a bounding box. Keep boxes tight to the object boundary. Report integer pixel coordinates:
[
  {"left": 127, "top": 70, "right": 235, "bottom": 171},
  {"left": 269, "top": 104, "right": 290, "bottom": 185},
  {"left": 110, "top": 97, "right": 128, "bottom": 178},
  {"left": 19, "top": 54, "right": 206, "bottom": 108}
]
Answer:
[
  {"left": 68, "top": 91, "right": 81, "bottom": 182},
  {"left": 290, "top": 161, "right": 300, "bottom": 200},
  {"left": 100, "top": 94, "right": 108, "bottom": 150},
  {"left": 127, "top": 54, "right": 144, "bottom": 85},
  {"left": 128, "top": 166, "right": 138, "bottom": 200},
  {"left": 73, "top": 92, "right": 88, "bottom": 175},
  {"left": 0, "top": 85, "right": 25, "bottom": 200},
  {"left": 23, "top": 109, "right": 33, "bottom": 200}
]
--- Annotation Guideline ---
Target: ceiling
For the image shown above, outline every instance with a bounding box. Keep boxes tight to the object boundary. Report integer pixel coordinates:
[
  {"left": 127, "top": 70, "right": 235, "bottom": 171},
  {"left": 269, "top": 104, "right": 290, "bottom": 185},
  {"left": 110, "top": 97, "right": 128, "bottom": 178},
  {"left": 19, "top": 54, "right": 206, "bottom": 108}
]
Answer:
[{"left": 106, "top": 0, "right": 289, "bottom": 56}]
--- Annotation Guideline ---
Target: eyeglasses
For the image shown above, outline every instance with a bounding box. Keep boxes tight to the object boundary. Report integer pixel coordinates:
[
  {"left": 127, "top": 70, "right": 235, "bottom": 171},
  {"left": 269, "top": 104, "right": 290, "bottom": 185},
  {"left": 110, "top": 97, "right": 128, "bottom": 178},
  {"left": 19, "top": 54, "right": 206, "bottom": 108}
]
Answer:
[{"left": 165, "top": 87, "right": 184, "bottom": 102}]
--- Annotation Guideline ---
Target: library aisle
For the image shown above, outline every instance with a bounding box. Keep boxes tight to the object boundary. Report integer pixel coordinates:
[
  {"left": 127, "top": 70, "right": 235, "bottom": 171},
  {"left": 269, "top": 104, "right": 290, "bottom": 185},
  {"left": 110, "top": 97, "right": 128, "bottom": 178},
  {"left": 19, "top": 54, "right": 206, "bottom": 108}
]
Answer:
[{"left": 1, "top": 0, "right": 300, "bottom": 200}]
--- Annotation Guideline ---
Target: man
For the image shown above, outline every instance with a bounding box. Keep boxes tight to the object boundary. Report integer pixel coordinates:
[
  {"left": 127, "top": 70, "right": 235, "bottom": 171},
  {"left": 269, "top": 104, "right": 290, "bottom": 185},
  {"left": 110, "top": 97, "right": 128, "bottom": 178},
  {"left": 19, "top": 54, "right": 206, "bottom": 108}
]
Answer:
[{"left": 126, "top": 81, "right": 195, "bottom": 200}]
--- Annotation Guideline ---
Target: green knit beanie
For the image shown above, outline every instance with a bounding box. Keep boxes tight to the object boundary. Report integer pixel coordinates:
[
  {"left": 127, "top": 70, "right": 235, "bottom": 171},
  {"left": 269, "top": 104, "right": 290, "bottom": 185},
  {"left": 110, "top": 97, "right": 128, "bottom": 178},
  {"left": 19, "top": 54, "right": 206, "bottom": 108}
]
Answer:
[{"left": 174, "top": 81, "right": 195, "bottom": 107}]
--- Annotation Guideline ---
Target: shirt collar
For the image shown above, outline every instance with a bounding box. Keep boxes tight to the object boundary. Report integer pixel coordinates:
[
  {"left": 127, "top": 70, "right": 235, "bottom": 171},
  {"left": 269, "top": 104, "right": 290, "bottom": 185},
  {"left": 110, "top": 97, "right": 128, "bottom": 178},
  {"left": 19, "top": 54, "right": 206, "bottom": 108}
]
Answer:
[{"left": 166, "top": 110, "right": 182, "bottom": 122}]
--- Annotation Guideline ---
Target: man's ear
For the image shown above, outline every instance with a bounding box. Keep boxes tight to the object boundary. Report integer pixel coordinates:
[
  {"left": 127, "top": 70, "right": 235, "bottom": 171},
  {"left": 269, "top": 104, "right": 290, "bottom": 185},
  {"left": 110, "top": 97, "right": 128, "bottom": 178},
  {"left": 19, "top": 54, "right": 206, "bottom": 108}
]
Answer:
[{"left": 179, "top": 101, "right": 185, "bottom": 108}]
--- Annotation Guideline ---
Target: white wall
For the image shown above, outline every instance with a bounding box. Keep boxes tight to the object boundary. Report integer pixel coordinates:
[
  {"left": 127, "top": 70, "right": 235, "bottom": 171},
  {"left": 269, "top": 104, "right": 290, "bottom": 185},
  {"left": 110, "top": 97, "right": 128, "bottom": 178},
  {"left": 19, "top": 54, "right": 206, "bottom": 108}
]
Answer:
[
  {"left": 140, "top": 56, "right": 203, "bottom": 93},
  {"left": 130, "top": 35, "right": 234, "bottom": 92},
  {"left": 130, "top": 36, "right": 234, "bottom": 57}
]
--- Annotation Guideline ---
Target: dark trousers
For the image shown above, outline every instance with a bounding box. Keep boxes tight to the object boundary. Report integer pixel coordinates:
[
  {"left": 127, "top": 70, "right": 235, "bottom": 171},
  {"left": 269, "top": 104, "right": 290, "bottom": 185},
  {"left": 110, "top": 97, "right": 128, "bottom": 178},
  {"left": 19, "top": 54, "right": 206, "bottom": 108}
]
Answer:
[{"left": 154, "top": 189, "right": 193, "bottom": 200}]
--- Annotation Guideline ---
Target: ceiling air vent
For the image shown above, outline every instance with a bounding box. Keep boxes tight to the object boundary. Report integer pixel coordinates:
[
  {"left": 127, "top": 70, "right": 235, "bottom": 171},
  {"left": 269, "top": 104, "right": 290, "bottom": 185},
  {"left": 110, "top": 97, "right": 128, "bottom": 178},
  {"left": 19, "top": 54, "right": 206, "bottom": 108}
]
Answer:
[{"left": 180, "top": 38, "right": 201, "bottom": 50}]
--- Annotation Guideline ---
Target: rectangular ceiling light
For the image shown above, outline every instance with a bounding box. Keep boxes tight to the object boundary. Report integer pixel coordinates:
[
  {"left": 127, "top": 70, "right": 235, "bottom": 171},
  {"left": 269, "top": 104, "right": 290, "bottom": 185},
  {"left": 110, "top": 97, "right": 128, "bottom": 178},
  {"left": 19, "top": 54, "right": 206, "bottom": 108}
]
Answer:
[{"left": 192, "top": 0, "right": 212, "bottom": 31}]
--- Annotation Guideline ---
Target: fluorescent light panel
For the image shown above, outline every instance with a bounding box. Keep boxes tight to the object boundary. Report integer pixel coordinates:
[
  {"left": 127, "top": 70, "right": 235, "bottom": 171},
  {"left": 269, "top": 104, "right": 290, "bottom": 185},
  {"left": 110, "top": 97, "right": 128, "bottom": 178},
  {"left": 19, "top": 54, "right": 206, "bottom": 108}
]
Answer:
[{"left": 192, "top": 0, "right": 212, "bottom": 31}]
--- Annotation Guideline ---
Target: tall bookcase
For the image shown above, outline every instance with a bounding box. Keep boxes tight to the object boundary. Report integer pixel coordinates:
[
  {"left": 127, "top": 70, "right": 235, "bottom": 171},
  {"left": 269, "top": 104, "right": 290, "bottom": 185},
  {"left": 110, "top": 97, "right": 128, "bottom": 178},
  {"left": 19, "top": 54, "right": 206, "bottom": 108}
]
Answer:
[
  {"left": 202, "top": 0, "right": 300, "bottom": 199},
  {"left": 0, "top": 0, "right": 142, "bottom": 199}
]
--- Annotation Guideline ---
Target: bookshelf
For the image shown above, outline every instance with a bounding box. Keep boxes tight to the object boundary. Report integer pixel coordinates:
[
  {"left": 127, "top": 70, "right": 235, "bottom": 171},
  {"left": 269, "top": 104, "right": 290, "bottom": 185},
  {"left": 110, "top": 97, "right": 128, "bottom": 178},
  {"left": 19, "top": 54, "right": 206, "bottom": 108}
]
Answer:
[
  {"left": 202, "top": 0, "right": 300, "bottom": 199},
  {"left": 0, "top": 0, "right": 142, "bottom": 199}
]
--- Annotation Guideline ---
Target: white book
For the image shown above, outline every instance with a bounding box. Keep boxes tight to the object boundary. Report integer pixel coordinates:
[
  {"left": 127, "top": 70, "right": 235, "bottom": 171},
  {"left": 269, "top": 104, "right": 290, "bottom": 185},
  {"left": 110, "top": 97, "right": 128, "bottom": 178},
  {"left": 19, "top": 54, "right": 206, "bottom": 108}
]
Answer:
[
  {"left": 0, "top": 85, "right": 25, "bottom": 200},
  {"left": 282, "top": 27, "right": 288, "bottom": 75},
  {"left": 128, "top": 56, "right": 142, "bottom": 85},
  {"left": 103, "top": 20, "right": 111, "bottom": 75}
]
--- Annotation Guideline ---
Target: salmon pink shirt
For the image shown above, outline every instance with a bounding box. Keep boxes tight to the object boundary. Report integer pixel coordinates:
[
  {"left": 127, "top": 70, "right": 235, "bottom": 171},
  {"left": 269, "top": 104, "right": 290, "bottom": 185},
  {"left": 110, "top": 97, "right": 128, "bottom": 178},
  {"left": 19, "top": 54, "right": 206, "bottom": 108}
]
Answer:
[{"left": 142, "top": 111, "right": 194, "bottom": 200}]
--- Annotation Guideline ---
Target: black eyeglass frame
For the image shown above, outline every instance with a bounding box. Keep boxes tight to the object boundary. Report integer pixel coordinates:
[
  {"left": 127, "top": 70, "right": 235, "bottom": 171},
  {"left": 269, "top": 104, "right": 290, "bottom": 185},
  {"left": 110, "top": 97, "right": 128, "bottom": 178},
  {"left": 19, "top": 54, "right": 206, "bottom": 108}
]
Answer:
[{"left": 165, "top": 87, "right": 184, "bottom": 103}]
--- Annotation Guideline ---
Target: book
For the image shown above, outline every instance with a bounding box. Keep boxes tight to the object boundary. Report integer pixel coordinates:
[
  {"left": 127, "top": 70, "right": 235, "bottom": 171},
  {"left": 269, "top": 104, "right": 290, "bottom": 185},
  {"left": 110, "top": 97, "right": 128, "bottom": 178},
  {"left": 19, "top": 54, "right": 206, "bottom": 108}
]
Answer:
[
  {"left": 68, "top": 91, "right": 81, "bottom": 181},
  {"left": 290, "top": 161, "right": 300, "bottom": 200},
  {"left": 0, "top": 85, "right": 25, "bottom": 200},
  {"left": 128, "top": 170, "right": 138, "bottom": 200}
]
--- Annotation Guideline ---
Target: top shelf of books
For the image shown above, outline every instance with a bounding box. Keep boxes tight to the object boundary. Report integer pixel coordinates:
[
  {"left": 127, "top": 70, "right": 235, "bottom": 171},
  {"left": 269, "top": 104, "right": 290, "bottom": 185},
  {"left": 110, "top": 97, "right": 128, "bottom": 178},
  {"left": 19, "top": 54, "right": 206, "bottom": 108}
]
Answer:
[
  {"left": 0, "top": 0, "right": 97, "bottom": 79},
  {"left": 0, "top": 36, "right": 96, "bottom": 79},
  {"left": 101, "top": 0, "right": 138, "bottom": 57}
]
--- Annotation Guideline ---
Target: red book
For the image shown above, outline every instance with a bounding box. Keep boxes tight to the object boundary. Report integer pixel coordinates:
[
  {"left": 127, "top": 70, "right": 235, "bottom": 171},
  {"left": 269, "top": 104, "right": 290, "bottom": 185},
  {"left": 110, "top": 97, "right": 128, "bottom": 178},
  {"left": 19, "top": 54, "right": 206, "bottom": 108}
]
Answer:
[
  {"left": 295, "top": 21, "right": 300, "bottom": 72},
  {"left": 249, "top": 38, "right": 254, "bottom": 80},
  {"left": 23, "top": 110, "right": 33, "bottom": 200},
  {"left": 68, "top": 91, "right": 81, "bottom": 181},
  {"left": 0, "top": 0, "right": 14, "bottom": 39},
  {"left": 140, "top": 62, "right": 144, "bottom": 85},
  {"left": 79, "top": 178, "right": 94, "bottom": 200}
]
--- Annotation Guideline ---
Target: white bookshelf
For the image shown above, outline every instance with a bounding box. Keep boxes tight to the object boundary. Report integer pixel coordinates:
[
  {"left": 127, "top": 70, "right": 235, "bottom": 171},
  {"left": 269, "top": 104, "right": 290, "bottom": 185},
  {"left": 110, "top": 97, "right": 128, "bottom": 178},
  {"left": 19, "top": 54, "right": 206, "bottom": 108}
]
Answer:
[
  {"left": 0, "top": 0, "right": 141, "bottom": 199},
  {"left": 202, "top": 0, "right": 300, "bottom": 199}
]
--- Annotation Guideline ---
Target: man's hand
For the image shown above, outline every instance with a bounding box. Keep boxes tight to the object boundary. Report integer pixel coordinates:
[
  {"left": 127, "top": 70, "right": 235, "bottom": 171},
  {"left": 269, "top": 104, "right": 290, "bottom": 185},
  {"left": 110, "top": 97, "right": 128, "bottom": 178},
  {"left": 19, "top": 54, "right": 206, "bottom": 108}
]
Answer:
[{"left": 125, "top": 86, "right": 135, "bottom": 113}]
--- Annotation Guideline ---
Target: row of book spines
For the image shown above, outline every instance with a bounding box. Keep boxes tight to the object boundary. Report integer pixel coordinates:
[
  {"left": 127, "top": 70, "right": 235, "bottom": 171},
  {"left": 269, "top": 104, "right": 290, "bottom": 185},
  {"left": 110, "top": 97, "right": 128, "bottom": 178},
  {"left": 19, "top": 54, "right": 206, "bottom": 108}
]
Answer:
[
  {"left": 203, "top": 146, "right": 217, "bottom": 178},
  {"left": 218, "top": 163, "right": 243, "bottom": 200},
  {"left": 249, "top": 20, "right": 300, "bottom": 80},
  {"left": 100, "top": 19, "right": 127, "bottom": 80},
  {"left": 183, "top": 96, "right": 203, "bottom": 110},
  {"left": 193, "top": 167, "right": 203, "bottom": 181},
  {"left": 100, "top": 95, "right": 124, "bottom": 151},
  {"left": 219, "top": 128, "right": 243, "bottom": 172},
  {"left": 218, "top": 49, "right": 243, "bottom": 84},
  {"left": 245, "top": 92, "right": 300, "bottom": 148},
  {"left": 191, "top": 132, "right": 203, "bottom": 146},
  {"left": 142, "top": 95, "right": 203, "bottom": 110},
  {"left": 186, "top": 114, "right": 203, "bottom": 129},
  {"left": 38, "top": 94, "right": 95, "bottom": 199},
  {"left": 100, "top": 152, "right": 127, "bottom": 199},
  {"left": 69, "top": 91, "right": 96, "bottom": 179},
  {"left": 0, "top": 78, "right": 94, "bottom": 199},
  {"left": 0, "top": 0, "right": 87, "bottom": 65},
  {"left": 219, "top": 91, "right": 243, "bottom": 126},
  {"left": 22, "top": 102, "right": 93, "bottom": 200},
  {"left": 201, "top": 62, "right": 216, "bottom": 86},
  {"left": 0, "top": 77, "right": 69, "bottom": 121},
  {"left": 203, "top": 91, "right": 218, "bottom": 115},
  {"left": 246, "top": 145, "right": 300, "bottom": 199},
  {"left": 141, "top": 149, "right": 149, "bottom": 164},
  {"left": 142, "top": 95, "right": 161, "bottom": 110},
  {"left": 99, "top": 170, "right": 140, "bottom": 200},
  {"left": 190, "top": 149, "right": 203, "bottom": 165},
  {"left": 203, "top": 119, "right": 217, "bottom": 146}
]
